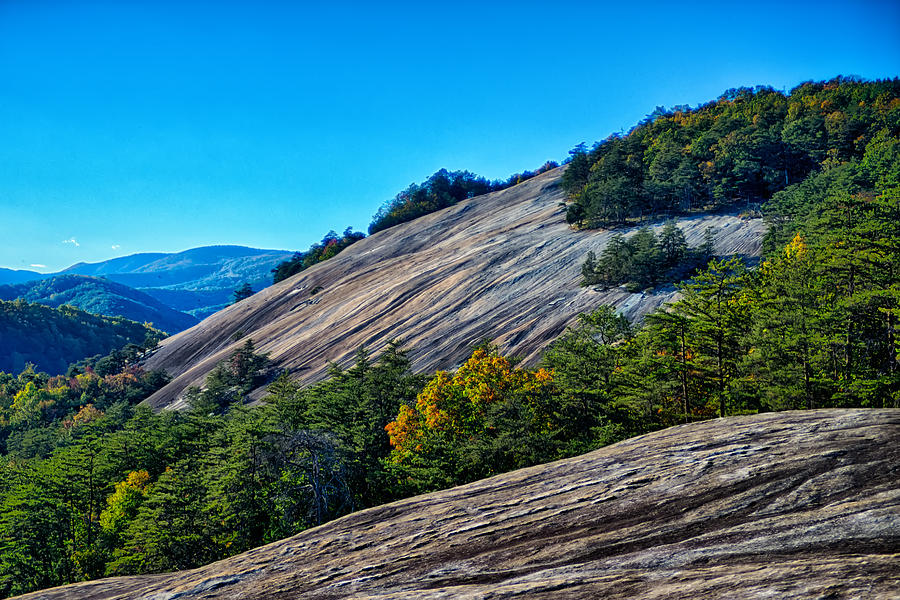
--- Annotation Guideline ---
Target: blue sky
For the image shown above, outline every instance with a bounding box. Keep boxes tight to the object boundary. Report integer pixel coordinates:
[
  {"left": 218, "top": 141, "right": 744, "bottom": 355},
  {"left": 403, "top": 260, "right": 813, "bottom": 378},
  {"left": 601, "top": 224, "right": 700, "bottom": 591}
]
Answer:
[{"left": 1, "top": 0, "right": 898, "bottom": 272}]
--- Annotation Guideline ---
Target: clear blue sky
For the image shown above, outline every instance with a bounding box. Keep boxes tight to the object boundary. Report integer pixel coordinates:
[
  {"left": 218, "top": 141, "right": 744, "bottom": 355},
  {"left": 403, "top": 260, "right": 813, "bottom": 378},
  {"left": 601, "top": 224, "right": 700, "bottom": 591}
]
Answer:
[{"left": 1, "top": 0, "right": 898, "bottom": 272}]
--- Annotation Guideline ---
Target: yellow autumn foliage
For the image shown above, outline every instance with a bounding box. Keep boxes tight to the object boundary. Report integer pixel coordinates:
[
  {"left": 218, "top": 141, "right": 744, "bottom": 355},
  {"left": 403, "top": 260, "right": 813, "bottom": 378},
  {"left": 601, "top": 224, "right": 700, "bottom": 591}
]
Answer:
[{"left": 385, "top": 348, "right": 554, "bottom": 465}]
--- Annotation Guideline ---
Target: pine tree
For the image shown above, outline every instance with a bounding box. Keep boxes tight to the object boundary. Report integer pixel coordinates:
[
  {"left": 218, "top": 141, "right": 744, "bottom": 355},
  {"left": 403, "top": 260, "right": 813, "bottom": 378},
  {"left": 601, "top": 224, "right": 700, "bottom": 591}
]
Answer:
[
  {"left": 672, "top": 257, "right": 748, "bottom": 417},
  {"left": 231, "top": 283, "right": 254, "bottom": 304}
]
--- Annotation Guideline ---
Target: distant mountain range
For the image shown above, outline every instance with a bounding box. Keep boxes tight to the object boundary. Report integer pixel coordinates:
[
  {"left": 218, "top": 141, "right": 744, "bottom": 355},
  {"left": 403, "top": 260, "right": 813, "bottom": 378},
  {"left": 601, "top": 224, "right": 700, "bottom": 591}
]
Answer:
[
  {"left": 0, "top": 246, "right": 293, "bottom": 331},
  {"left": 0, "top": 275, "right": 198, "bottom": 335},
  {"left": 59, "top": 245, "right": 292, "bottom": 319},
  {"left": 0, "top": 267, "right": 44, "bottom": 285}
]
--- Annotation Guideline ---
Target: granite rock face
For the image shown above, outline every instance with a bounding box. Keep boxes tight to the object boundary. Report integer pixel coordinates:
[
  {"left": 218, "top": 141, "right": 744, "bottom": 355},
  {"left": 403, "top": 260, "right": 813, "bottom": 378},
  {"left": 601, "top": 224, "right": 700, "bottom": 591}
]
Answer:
[
  {"left": 142, "top": 168, "right": 767, "bottom": 409},
  {"left": 18, "top": 409, "right": 900, "bottom": 599}
]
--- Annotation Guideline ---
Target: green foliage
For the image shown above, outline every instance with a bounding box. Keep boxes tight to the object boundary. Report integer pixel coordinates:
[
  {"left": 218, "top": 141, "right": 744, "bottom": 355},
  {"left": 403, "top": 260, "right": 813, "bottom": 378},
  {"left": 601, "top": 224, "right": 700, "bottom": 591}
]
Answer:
[
  {"left": 98, "top": 470, "right": 150, "bottom": 543},
  {"left": 0, "top": 299, "right": 162, "bottom": 375},
  {"left": 369, "top": 163, "right": 558, "bottom": 235},
  {"left": 669, "top": 258, "right": 749, "bottom": 417},
  {"left": 268, "top": 342, "right": 425, "bottom": 508},
  {"left": 542, "top": 306, "right": 633, "bottom": 452},
  {"left": 110, "top": 459, "right": 218, "bottom": 574},
  {"left": 69, "top": 334, "right": 165, "bottom": 378},
  {"left": 0, "top": 460, "right": 76, "bottom": 595},
  {"left": 230, "top": 282, "right": 254, "bottom": 304},
  {"left": 563, "top": 77, "right": 900, "bottom": 228},
  {"left": 107, "top": 341, "right": 422, "bottom": 576},
  {"left": 272, "top": 228, "right": 366, "bottom": 284},
  {"left": 581, "top": 220, "right": 713, "bottom": 290},
  {"left": 184, "top": 339, "right": 269, "bottom": 414},
  {"left": 369, "top": 169, "right": 496, "bottom": 234}
]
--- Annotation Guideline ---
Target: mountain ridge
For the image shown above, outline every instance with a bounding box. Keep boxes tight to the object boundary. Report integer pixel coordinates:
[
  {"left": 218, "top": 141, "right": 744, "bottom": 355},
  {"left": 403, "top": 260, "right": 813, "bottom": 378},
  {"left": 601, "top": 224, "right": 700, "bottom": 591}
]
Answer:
[
  {"left": 71, "top": 245, "right": 292, "bottom": 319},
  {"left": 0, "top": 268, "right": 43, "bottom": 286},
  {"left": 0, "top": 245, "right": 293, "bottom": 325},
  {"left": 0, "top": 274, "right": 197, "bottom": 335},
  {"left": 143, "top": 168, "right": 766, "bottom": 410}
]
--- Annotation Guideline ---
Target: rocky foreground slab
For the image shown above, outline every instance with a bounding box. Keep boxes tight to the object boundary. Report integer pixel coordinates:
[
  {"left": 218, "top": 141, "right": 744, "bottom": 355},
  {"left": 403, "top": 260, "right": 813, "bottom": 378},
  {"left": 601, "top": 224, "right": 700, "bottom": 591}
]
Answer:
[{"left": 18, "top": 409, "right": 899, "bottom": 599}]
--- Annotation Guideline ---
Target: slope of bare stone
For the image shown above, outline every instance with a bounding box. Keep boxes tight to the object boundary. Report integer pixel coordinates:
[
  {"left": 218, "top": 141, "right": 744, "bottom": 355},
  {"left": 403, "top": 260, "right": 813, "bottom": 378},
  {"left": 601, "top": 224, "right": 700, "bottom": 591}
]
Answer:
[
  {"left": 19, "top": 409, "right": 900, "bottom": 600},
  {"left": 143, "top": 168, "right": 766, "bottom": 409}
]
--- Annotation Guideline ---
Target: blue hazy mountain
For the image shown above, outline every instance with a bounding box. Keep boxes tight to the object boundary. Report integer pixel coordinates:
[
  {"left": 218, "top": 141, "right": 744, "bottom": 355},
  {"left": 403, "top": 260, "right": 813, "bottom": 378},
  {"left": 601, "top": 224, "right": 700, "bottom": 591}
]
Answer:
[
  {"left": 0, "top": 275, "right": 198, "bottom": 335},
  {"left": 0, "top": 267, "right": 47, "bottom": 285},
  {"left": 58, "top": 245, "right": 292, "bottom": 319},
  {"left": 0, "top": 245, "right": 291, "bottom": 374}
]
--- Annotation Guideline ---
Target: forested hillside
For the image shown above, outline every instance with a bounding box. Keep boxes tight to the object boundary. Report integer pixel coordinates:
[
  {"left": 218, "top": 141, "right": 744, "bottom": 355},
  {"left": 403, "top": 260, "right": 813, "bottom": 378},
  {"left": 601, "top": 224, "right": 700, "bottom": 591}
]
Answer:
[
  {"left": 562, "top": 77, "right": 899, "bottom": 226},
  {"left": 0, "top": 300, "right": 160, "bottom": 375},
  {"left": 0, "top": 275, "right": 197, "bottom": 335}
]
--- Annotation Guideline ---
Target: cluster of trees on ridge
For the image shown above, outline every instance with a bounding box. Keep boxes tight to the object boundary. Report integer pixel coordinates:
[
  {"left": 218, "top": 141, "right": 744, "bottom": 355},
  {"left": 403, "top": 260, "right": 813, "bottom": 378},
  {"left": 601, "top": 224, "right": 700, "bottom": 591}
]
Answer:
[
  {"left": 581, "top": 220, "right": 718, "bottom": 290},
  {"left": 0, "top": 76, "right": 897, "bottom": 596},
  {"left": 562, "top": 77, "right": 900, "bottom": 227},
  {"left": 368, "top": 163, "right": 558, "bottom": 234},
  {"left": 272, "top": 162, "right": 559, "bottom": 284},
  {"left": 271, "top": 228, "right": 366, "bottom": 284}
]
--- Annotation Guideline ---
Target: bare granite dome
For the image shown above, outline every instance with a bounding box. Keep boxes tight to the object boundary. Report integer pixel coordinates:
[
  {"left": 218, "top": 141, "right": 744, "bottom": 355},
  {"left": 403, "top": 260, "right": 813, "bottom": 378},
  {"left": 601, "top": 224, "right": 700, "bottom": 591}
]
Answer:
[{"left": 142, "top": 168, "right": 767, "bottom": 410}]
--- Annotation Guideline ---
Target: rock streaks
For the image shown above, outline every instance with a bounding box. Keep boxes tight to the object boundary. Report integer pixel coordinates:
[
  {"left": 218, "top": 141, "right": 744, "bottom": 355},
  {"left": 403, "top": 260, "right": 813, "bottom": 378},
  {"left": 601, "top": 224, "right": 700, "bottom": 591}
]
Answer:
[
  {"left": 17, "top": 409, "right": 900, "bottom": 599},
  {"left": 142, "top": 168, "right": 766, "bottom": 410}
]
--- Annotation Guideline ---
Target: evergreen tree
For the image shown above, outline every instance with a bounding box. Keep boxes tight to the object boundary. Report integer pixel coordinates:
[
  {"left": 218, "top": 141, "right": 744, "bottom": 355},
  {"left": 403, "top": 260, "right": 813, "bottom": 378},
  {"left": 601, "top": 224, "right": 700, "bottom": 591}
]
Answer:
[
  {"left": 672, "top": 257, "right": 748, "bottom": 417},
  {"left": 629, "top": 227, "right": 663, "bottom": 289},
  {"left": 542, "top": 307, "right": 632, "bottom": 451},
  {"left": 659, "top": 219, "right": 688, "bottom": 267},
  {"left": 231, "top": 283, "right": 254, "bottom": 304}
]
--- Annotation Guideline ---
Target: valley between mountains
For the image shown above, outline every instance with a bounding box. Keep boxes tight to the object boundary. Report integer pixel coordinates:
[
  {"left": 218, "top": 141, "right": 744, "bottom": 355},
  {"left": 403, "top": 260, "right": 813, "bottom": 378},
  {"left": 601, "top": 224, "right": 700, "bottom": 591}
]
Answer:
[{"left": 144, "top": 167, "right": 765, "bottom": 410}]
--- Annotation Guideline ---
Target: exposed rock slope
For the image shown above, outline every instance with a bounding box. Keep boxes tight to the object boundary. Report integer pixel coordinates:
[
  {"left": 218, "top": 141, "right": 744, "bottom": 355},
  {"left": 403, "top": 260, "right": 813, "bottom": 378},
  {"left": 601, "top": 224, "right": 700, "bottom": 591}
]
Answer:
[
  {"left": 143, "top": 168, "right": 766, "bottom": 409},
  {"left": 19, "top": 409, "right": 900, "bottom": 599}
]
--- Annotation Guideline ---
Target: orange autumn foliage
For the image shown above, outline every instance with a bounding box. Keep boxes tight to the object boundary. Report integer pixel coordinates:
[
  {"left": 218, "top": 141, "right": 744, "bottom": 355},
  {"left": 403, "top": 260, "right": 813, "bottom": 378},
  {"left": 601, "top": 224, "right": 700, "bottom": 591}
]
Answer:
[{"left": 385, "top": 348, "right": 554, "bottom": 465}]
